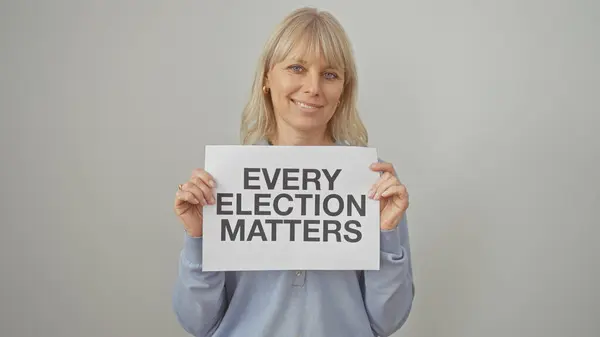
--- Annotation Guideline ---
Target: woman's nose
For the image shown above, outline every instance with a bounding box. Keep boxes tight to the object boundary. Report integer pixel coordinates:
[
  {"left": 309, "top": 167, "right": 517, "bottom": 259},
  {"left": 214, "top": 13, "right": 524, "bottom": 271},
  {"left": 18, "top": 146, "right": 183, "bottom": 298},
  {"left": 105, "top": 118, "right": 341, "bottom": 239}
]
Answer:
[{"left": 302, "top": 71, "right": 321, "bottom": 95}]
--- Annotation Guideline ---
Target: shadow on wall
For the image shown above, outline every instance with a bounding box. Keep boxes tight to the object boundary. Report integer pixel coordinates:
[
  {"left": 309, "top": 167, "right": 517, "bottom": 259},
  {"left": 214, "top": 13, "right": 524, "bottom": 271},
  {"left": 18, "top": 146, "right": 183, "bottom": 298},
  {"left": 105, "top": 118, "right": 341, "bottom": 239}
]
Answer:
[{"left": 411, "top": 185, "right": 490, "bottom": 336}]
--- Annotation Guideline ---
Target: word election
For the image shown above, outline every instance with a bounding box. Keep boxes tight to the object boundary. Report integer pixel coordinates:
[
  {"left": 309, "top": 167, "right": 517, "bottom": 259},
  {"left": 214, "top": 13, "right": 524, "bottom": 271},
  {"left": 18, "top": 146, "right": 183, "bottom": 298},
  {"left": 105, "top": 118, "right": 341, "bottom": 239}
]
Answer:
[{"left": 216, "top": 167, "right": 368, "bottom": 243}]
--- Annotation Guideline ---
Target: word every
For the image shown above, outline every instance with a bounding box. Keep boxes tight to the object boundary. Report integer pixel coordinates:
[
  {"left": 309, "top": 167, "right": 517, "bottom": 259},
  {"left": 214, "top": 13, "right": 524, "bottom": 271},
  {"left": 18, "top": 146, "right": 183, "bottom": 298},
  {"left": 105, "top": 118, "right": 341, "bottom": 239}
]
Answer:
[{"left": 243, "top": 167, "right": 341, "bottom": 190}]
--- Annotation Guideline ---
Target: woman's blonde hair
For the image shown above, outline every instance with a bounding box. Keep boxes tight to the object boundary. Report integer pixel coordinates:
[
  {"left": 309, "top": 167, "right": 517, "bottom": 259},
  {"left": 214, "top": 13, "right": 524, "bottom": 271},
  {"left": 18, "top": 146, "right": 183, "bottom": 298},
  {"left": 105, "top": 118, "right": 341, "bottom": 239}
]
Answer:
[{"left": 240, "top": 7, "right": 368, "bottom": 146}]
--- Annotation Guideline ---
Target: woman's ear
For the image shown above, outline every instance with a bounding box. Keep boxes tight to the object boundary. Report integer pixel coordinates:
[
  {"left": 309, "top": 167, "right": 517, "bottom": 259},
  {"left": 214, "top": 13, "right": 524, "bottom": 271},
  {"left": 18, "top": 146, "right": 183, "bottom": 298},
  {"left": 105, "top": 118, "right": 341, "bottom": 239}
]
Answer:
[{"left": 262, "top": 75, "right": 270, "bottom": 94}]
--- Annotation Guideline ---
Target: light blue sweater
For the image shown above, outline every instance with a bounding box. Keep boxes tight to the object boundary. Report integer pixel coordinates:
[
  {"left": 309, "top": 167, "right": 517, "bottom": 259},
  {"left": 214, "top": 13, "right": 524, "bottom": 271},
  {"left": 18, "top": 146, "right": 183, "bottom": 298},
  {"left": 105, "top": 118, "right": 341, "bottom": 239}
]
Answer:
[
  {"left": 172, "top": 215, "right": 414, "bottom": 337},
  {"left": 172, "top": 141, "right": 415, "bottom": 336}
]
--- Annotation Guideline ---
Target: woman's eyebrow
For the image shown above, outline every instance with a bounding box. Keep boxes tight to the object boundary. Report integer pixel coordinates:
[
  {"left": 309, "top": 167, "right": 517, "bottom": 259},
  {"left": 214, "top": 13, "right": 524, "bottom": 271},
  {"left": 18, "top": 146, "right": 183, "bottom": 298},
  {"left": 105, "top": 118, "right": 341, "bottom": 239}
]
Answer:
[
  {"left": 286, "top": 57, "right": 342, "bottom": 71},
  {"left": 288, "top": 57, "right": 308, "bottom": 64}
]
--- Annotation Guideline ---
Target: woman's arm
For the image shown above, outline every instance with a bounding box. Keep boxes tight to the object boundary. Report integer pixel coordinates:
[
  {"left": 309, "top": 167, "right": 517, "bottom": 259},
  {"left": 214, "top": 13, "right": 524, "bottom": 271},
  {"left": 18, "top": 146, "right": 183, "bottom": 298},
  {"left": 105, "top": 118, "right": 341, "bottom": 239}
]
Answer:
[
  {"left": 361, "top": 213, "right": 415, "bottom": 337},
  {"left": 172, "top": 235, "right": 227, "bottom": 337}
]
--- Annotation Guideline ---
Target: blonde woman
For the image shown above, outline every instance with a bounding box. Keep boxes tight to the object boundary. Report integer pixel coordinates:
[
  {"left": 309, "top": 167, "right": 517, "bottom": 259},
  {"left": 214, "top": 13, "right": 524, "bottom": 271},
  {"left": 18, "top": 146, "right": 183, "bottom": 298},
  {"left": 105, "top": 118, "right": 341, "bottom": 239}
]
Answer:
[{"left": 173, "top": 7, "right": 414, "bottom": 337}]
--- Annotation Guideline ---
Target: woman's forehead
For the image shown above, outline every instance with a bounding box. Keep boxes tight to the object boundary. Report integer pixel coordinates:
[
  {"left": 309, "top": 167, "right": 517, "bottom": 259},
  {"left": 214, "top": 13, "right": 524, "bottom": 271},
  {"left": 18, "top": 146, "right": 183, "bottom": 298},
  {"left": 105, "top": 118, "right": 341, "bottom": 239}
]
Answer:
[{"left": 277, "top": 39, "right": 344, "bottom": 69}]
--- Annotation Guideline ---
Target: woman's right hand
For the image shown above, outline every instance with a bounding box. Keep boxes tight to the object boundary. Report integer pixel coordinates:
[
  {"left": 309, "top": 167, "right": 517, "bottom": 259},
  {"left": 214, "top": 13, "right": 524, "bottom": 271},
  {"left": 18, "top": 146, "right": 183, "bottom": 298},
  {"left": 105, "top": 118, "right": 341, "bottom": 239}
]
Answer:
[{"left": 174, "top": 168, "right": 216, "bottom": 238}]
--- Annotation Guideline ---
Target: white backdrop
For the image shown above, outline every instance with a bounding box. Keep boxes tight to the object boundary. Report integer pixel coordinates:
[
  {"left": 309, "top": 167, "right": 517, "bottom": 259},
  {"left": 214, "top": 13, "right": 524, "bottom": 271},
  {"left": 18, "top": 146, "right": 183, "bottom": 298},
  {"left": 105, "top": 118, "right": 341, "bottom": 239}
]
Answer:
[{"left": 1, "top": 1, "right": 598, "bottom": 336}]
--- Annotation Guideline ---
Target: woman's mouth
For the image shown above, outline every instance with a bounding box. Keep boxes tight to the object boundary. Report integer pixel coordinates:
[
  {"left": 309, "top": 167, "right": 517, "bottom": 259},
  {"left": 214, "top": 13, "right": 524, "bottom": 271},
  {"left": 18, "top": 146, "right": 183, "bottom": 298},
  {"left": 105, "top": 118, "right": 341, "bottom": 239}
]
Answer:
[{"left": 291, "top": 99, "right": 324, "bottom": 110}]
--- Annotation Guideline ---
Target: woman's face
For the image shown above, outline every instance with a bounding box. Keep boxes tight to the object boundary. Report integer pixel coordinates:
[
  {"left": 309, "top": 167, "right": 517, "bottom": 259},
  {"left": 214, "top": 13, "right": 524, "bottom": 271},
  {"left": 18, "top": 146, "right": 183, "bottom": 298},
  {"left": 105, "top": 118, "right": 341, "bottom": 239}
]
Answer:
[{"left": 266, "top": 44, "right": 344, "bottom": 137}]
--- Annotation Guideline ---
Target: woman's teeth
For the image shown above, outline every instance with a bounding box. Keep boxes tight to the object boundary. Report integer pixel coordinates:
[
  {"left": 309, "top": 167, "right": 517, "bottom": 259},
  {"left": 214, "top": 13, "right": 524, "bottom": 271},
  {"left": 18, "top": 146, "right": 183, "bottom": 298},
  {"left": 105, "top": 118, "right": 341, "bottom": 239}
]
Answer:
[{"left": 294, "top": 100, "right": 319, "bottom": 109}]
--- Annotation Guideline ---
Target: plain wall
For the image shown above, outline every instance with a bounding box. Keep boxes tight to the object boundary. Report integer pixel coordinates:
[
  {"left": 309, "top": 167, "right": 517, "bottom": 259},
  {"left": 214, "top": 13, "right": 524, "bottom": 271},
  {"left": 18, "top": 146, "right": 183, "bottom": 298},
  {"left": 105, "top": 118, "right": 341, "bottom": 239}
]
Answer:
[{"left": 1, "top": 0, "right": 598, "bottom": 336}]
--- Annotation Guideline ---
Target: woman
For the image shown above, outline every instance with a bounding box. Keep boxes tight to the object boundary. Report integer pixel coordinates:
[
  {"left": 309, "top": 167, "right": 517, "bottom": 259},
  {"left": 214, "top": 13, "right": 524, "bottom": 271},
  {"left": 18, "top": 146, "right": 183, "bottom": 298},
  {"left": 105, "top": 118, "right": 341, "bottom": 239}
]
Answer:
[{"left": 172, "top": 7, "right": 414, "bottom": 337}]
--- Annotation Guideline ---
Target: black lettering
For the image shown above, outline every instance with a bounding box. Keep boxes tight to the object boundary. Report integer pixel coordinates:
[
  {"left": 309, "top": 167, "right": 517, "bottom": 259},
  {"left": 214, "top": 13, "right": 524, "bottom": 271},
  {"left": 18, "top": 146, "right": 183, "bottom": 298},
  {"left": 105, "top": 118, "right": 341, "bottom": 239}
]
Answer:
[
  {"left": 254, "top": 193, "right": 270, "bottom": 215},
  {"left": 344, "top": 220, "right": 362, "bottom": 243},
  {"left": 236, "top": 193, "right": 251, "bottom": 215},
  {"left": 303, "top": 220, "right": 320, "bottom": 242},
  {"left": 247, "top": 219, "right": 268, "bottom": 241},
  {"left": 284, "top": 219, "right": 301, "bottom": 241},
  {"left": 282, "top": 168, "right": 300, "bottom": 190},
  {"left": 221, "top": 218, "right": 245, "bottom": 241},
  {"left": 302, "top": 169, "right": 321, "bottom": 190},
  {"left": 216, "top": 193, "right": 233, "bottom": 215},
  {"left": 265, "top": 219, "right": 282, "bottom": 241},
  {"left": 323, "top": 194, "right": 343, "bottom": 216},
  {"left": 244, "top": 168, "right": 260, "bottom": 189},
  {"left": 323, "top": 220, "right": 342, "bottom": 242},
  {"left": 295, "top": 194, "right": 312, "bottom": 215},
  {"left": 314, "top": 194, "right": 320, "bottom": 216},
  {"left": 323, "top": 168, "right": 342, "bottom": 190},
  {"left": 348, "top": 195, "right": 366, "bottom": 216},
  {"left": 262, "top": 168, "right": 280, "bottom": 190},
  {"left": 273, "top": 194, "right": 293, "bottom": 215}
]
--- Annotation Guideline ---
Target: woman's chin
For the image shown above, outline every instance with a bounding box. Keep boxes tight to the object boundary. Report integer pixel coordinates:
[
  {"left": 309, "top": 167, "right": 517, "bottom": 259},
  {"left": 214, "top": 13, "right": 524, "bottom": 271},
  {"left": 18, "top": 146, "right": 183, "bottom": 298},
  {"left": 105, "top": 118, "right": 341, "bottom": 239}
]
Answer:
[
  {"left": 288, "top": 119, "right": 328, "bottom": 133},
  {"left": 277, "top": 109, "right": 333, "bottom": 134}
]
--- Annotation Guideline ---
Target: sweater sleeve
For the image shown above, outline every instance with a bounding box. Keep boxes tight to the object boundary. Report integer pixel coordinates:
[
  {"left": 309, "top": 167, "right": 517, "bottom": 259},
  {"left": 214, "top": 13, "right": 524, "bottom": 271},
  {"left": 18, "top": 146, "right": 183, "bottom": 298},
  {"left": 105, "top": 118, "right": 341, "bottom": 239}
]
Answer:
[
  {"left": 172, "top": 234, "right": 228, "bottom": 337},
  {"left": 361, "top": 212, "right": 415, "bottom": 337}
]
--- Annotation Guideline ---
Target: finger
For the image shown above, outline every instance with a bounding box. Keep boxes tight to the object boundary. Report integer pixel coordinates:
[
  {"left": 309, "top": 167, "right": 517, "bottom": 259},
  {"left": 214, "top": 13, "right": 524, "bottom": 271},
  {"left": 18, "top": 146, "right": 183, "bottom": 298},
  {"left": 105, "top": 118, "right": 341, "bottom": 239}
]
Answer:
[
  {"left": 191, "top": 168, "right": 217, "bottom": 188},
  {"left": 380, "top": 184, "right": 407, "bottom": 199},
  {"left": 181, "top": 181, "right": 209, "bottom": 205},
  {"left": 372, "top": 175, "right": 399, "bottom": 200},
  {"left": 189, "top": 176, "right": 215, "bottom": 204},
  {"left": 368, "top": 172, "right": 394, "bottom": 198},
  {"left": 370, "top": 162, "right": 396, "bottom": 175},
  {"left": 175, "top": 189, "right": 200, "bottom": 205}
]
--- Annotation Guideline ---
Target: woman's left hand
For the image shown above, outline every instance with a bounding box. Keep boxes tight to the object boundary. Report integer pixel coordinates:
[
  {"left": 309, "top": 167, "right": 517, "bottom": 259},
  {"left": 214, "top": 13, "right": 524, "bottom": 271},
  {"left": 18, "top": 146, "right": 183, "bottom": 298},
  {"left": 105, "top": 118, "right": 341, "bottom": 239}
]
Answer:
[{"left": 369, "top": 162, "right": 409, "bottom": 230}]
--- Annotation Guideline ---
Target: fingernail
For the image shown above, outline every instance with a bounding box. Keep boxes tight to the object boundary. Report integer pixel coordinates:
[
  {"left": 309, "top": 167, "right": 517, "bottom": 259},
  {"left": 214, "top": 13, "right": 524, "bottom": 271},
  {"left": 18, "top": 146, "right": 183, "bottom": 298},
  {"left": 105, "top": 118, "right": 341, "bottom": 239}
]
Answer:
[
  {"left": 209, "top": 180, "right": 216, "bottom": 187},
  {"left": 368, "top": 189, "right": 375, "bottom": 198}
]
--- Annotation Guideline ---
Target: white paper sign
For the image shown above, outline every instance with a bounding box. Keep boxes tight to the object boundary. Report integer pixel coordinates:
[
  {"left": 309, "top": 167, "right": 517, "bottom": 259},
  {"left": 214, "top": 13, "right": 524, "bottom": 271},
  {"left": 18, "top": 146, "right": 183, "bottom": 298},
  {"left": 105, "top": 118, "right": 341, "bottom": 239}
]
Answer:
[{"left": 202, "top": 145, "right": 380, "bottom": 271}]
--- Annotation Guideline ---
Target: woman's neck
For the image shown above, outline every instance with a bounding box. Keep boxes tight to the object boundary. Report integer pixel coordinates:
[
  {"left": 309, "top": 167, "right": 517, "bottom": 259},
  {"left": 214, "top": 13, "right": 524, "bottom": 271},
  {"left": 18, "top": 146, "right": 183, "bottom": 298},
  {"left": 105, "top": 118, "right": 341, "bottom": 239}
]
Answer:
[
  {"left": 267, "top": 119, "right": 334, "bottom": 146},
  {"left": 269, "top": 135, "right": 335, "bottom": 146},
  {"left": 269, "top": 131, "right": 334, "bottom": 146}
]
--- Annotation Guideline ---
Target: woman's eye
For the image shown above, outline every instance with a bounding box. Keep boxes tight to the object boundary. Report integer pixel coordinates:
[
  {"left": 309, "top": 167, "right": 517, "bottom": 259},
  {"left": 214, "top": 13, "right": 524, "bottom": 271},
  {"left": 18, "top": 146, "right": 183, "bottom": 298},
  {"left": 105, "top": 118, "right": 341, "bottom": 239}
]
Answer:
[
  {"left": 289, "top": 65, "right": 304, "bottom": 72},
  {"left": 324, "top": 72, "right": 338, "bottom": 80}
]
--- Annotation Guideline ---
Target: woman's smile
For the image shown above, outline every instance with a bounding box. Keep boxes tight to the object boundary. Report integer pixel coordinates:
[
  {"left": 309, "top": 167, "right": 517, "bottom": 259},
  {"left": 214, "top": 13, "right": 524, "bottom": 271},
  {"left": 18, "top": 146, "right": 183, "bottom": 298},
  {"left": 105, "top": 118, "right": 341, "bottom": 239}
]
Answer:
[{"left": 290, "top": 98, "right": 325, "bottom": 112}]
